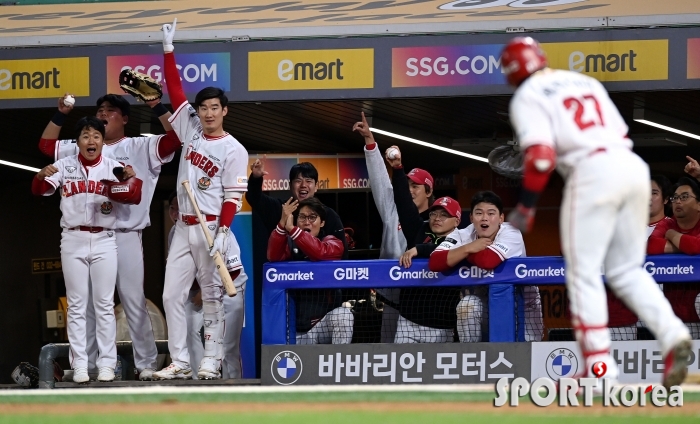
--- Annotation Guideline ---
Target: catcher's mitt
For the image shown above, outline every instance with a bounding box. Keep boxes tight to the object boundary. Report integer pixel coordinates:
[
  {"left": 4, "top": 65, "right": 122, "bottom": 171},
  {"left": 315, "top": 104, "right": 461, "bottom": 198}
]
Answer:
[
  {"left": 11, "top": 362, "right": 39, "bottom": 388},
  {"left": 488, "top": 143, "right": 524, "bottom": 180},
  {"left": 119, "top": 69, "right": 163, "bottom": 102}
]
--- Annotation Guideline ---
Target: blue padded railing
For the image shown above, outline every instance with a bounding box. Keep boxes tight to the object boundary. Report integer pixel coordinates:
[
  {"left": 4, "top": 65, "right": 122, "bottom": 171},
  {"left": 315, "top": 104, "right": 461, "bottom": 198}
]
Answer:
[{"left": 262, "top": 255, "right": 699, "bottom": 345}]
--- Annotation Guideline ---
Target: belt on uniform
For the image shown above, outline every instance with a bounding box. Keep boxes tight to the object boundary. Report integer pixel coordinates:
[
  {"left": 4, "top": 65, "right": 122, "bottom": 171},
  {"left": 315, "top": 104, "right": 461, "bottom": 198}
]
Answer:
[
  {"left": 589, "top": 147, "right": 606, "bottom": 156},
  {"left": 71, "top": 226, "right": 105, "bottom": 233},
  {"left": 181, "top": 214, "right": 217, "bottom": 226}
]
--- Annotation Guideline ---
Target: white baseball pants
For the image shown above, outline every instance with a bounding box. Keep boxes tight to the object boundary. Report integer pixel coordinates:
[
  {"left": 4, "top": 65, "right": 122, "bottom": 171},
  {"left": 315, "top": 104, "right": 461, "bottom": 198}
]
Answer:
[
  {"left": 393, "top": 315, "right": 452, "bottom": 343},
  {"left": 163, "top": 219, "right": 224, "bottom": 369},
  {"left": 186, "top": 282, "right": 247, "bottom": 379},
  {"left": 296, "top": 307, "right": 354, "bottom": 344},
  {"left": 61, "top": 229, "right": 118, "bottom": 370},
  {"left": 561, "top": 149, "right": 690, "bottom": 378},
  {"left": 81, "top": 230, "right": 158, "bottom": 373}
]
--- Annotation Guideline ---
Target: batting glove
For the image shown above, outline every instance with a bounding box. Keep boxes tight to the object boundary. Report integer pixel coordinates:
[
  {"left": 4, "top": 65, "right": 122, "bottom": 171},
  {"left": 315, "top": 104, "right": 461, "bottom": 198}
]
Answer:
[
  {"left": 210, "top": 226, "right": 229, "bottom": 257},
  {"left": 162, "top": 18, "right": 177, "bottom": 53},
  {"left": 507, "top": 203, "right": 536, "bottom": 233}
]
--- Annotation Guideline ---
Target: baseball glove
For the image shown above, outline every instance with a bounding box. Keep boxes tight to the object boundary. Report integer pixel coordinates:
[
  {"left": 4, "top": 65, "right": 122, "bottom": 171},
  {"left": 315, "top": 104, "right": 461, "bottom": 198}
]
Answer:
[
  {"left": 11, "top": 362, "right": 39, "bottom": 388},
  {"left": 119, "top": 69, "right": 163, "bottom": 102}
]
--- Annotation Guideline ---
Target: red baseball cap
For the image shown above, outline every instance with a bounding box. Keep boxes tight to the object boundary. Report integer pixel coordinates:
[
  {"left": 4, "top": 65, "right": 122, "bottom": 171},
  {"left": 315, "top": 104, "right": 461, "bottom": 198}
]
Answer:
[
  {"left": 407, "top": 168, "right": 434, "bottom": 191},
  {"left": 429, "top": 196, "right": 461, "bottom": 220}
]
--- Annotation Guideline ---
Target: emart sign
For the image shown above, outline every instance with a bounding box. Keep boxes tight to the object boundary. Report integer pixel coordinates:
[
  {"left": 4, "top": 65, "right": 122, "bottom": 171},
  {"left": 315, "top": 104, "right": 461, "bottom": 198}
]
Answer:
[
  {"left": 249, "top": 49, "right": 374, "bottom": 91},
  {"left": 0, "top": 57, "right": 89, "bottom": 99},
  {"left": 542, "top": 40, "right": 668, "bottom": 82}
]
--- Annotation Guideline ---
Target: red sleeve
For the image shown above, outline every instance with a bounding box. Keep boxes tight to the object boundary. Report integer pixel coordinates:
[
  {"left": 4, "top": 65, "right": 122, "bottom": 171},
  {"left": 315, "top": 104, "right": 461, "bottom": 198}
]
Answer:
[
  {"left": 647, "top": 219, "right": 671, "bottom": 254},
  {"left": 31, "top": 176, "right": 53, "bottom": 195},
  {"left": 678, "top": 235, "right": 700, "bottom": 255},
  {"left": 267, "top": 225, "right": 291, "bottom": 262},
  {"left": 163, "top": 52, "right": 187, "bottom": 109},
  {"left": 291, "top": 229, "right": 344, "bottom": 261},
  {"left": 157, "top": 130, "right": 181, "bottom": 160},
  {"left": 220, "top": 201, "right": 237, "bottom": 228},
  {"left": 428, "top": 249, "right": 450, "bottom": 272},
  {"left": 365, "top": 142, "right": 376, "bottom": 150},
  {"left": 467, "top": 249, "right": 504, "bottom": 269},
  {"left": 647, "top": 237, "right": 667, "bottom": 254},
  {"left": 38, "top": 138, "right": 57, "bottom": 158}
]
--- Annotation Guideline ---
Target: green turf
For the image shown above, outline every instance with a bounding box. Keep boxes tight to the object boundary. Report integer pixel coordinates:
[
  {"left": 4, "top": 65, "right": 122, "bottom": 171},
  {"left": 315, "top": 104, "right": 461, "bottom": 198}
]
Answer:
[
  {"left": 0, "top": 413, "right": 698, "bottom": 424},
  {"left": 0, "top": 390, "right": 699, "bottom": 404}
]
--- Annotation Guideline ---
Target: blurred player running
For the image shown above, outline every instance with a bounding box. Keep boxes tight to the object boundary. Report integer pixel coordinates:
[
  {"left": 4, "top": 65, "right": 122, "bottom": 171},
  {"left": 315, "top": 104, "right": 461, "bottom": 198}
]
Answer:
[{"left": 502, "top": 37, "right": 692, "bottom": 389}]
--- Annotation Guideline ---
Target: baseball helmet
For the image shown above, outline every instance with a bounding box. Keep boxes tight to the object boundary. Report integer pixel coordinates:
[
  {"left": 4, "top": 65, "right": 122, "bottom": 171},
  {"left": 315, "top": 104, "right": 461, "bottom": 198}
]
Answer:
[
  {"left": 104, "top": 177, "right": 143, "bottom": 205},
  {"left": 501, "top": 37, "right": 548, "bottom": 87}
]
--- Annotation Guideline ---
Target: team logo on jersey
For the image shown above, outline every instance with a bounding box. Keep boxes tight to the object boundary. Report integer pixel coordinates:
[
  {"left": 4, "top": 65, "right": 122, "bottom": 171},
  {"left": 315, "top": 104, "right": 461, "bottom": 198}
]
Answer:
[
  {"left": 62, "top": 140, "right": 70, "bottom": 145},
  {"left": 271, "top": 350, "right": 303, "bottom": 385},
  {"left": 107, "top": 232, "right": 114, "bottom": 237},
  {"left": 187, "top": 105, "right": 197, "bottom": 116},
  {"left": 100, "top": 201, "right": 113, "bottom": 215},
  {"left": 193, "top": 134, "right": 200, "bottom": 140},
  {"left": 197, "top": 177, "right": 212, "bottom": 191},
  {"left": 66, "top": 166, "right": 76, "bottom": 173},
  {"left": 545, "top": 348, "right": 579, "bottom": 380},
  {"left": 208, "top": 224, "right": 216, "bottom": 231}
]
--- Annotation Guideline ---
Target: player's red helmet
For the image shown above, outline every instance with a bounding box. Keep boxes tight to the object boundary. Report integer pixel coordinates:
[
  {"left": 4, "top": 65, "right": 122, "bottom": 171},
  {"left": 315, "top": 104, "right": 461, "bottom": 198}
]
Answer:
[{"left": 501, "top": 37, "right": 548, "bottom": 87}]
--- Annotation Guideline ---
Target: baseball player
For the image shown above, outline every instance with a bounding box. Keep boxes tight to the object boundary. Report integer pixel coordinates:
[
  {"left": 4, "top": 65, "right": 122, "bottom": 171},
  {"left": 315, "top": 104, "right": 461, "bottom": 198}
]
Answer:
[
  {"left": 352, "top": 112, "right": 406, "bottom": 342},
  {"left": 153, "top": 19, "right": 249, "bottom": 380},
  {"left": 38, "top": 93, "right": 180, "bottom": 381},
  {"left": 502, "top": 37, "right": 691, "bottom": 389},
  {"left": 167, "top": 192, "right": 248, "bottom": 379},
  {"left": 429, "top": 191, "right": 542, "bottom": 342},
  {"left": 32, "top": 117, "right": 143, "bottom": 383}
]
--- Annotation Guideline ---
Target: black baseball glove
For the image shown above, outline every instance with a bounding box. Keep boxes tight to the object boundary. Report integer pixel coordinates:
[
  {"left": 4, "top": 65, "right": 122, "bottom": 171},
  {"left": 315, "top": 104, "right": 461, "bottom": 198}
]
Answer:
[
  {"left": 11, "top": 362, "right": 39, "bottom": 388},
  {"left": 119, "top": 69, "right": 163, "bottom": 103}
]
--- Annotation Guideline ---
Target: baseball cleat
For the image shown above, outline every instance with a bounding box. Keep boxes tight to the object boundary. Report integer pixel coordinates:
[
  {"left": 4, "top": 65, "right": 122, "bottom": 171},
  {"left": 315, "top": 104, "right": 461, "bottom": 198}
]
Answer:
[
  {"left": 72, "top": 368, "right": 90, "bottom": 384},
  {"left": 198, "top": 358, "right": 221, "bottom": 380},
  {"left": 152, "top": 363, "right": 193, "bottom": 380},
  {"left": 138, "top": 368, "right": 156, "bottom": 381},
  {"left": 97, "top": 367, "right": 115, "bottom": 382},
  {"left": 663, "top": 338, "right": 692, "bottom": 389}
]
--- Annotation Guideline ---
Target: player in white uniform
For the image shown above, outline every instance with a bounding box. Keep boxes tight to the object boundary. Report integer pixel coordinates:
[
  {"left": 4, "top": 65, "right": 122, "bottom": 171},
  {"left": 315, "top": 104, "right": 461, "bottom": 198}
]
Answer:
[
  {"left": 502, "top": 37, "right": 692, "bottom": 389},
  {"left": 430, "top": 191, "right": 542, "bottom": 342},
  {"left": 32, "top": 117, "right": 143, "bottom": 383},
  {"left": 167, "top": 192, "right": 248, "bottom": 379},
  {"left": 153, "top": 19, "right": 249, "bottom": 380},
  {"left": 39, "top": 93, "right": 179, "bottom": 381}
]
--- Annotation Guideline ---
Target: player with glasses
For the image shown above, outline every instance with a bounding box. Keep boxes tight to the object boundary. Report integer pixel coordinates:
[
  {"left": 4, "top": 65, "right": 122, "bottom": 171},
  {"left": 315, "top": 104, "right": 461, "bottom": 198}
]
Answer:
[{"left": 267, "top": 197, "right": 352, "bottom": 344}]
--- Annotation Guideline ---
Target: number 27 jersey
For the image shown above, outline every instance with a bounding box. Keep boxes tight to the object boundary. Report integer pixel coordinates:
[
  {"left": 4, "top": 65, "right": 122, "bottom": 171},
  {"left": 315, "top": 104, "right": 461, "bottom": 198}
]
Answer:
[{"left": 509, "top": 69, "right": 632, "bottom": 178}]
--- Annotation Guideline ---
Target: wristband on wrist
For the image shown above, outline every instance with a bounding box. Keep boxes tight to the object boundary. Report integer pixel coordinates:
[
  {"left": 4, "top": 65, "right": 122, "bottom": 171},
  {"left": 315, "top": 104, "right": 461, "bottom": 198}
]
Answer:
[
  {"left": 51, "top": 111, "right": 67, "bottom": 126},
  {"left": 151, "top": 102, "right": 168, "bottom": 117}
]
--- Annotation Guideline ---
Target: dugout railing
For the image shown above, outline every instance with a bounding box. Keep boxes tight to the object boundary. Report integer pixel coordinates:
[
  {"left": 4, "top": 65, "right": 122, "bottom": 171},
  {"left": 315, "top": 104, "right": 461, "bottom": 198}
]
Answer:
[{"left": 262, "top": 255, "right": 700, "bottom": 345}]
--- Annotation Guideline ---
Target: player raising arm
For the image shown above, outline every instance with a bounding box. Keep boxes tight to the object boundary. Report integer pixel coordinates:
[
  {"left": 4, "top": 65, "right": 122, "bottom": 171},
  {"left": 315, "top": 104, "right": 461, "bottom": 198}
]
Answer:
[
  {"left": 502, "top": 37, "right": 691, "bottom": 389},
  {"left": 153, "top": 19, "right": 249, "bottom": 381},
  {"left": 37, "top": 90, "right": 180, "bottom": 381}
]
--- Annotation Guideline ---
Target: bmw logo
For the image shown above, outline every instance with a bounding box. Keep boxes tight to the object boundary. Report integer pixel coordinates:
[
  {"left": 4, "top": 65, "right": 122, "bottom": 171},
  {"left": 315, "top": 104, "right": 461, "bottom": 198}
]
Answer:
[
  {"left": 271, "top": 350, "right": 303, "bottom": 385},
  {"left": 546, "top": 348, "right": 579, "bottom": 380}
]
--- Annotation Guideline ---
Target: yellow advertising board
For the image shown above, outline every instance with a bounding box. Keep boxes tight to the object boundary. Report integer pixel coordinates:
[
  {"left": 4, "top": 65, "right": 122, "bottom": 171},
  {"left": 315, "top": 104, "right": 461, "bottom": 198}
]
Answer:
[
  {"left": 0, "top": 58, "right": 89, "bottom": 99},
  {"left": 542, "top": 40, "right": 668, "bottom": 82},
  {"left": 249, "top": 49, "right": 373, "bottom": 91}
]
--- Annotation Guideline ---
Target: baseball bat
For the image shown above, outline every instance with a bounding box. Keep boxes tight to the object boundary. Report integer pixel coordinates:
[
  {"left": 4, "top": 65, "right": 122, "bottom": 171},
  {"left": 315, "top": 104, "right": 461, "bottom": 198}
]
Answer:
[{"left": 181, "top": 180, "right": 237, "bottom": 297}]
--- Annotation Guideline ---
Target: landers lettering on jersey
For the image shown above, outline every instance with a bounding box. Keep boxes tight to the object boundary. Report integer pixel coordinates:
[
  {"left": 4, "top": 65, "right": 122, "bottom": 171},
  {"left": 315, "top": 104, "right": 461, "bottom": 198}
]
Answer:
[
  {"left": 62, "top": 180, "right": 109, "bottom": 198},
  {"left": 185, "top": 147, "right": 220, "bottom": 178}
]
